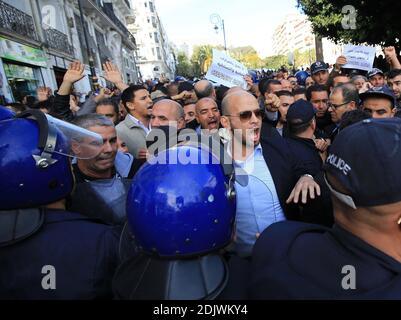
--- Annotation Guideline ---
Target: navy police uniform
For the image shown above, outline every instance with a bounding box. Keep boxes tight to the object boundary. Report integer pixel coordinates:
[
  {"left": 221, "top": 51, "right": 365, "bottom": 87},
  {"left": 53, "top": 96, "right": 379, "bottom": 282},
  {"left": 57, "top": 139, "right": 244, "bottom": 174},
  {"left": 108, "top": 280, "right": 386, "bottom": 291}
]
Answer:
[
  {"left": 0, "top": 209, "right": 120, "bottom": 300},
  {"left": 250, "top": 221, "right": 401, "bottom": 299}
]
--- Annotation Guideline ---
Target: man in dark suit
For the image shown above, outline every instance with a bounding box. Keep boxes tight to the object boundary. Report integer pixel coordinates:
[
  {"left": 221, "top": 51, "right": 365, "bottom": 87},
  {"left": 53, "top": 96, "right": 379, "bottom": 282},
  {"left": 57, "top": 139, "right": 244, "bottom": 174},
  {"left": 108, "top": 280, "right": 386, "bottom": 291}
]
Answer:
[{"left": 220, "top": 90, "right": 321, "bottom": 258}]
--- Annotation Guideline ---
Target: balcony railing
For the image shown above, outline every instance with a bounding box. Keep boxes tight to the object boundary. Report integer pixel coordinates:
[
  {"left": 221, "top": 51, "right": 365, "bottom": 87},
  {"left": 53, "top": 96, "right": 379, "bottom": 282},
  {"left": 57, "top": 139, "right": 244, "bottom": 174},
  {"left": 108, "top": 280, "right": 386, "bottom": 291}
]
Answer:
[
  {"left": 89, "top": 1, "right": 136, "bottom": 48},
  {"left": 0, "top": 0, "right": 38, "bottom": 40},
  {"left": 44, "top": 26, "right": 74, "bottom": 56},
  {"left": 101, "top": 3, "right": 129, "bottom": 35}
]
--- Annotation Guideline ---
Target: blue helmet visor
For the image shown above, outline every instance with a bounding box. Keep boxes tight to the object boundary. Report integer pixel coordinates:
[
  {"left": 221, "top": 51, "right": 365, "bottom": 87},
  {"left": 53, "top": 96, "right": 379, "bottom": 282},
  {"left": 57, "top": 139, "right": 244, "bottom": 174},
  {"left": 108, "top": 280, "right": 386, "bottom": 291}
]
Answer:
[{"left": 45, "top": 114, "right": 103, "bottom": 160}]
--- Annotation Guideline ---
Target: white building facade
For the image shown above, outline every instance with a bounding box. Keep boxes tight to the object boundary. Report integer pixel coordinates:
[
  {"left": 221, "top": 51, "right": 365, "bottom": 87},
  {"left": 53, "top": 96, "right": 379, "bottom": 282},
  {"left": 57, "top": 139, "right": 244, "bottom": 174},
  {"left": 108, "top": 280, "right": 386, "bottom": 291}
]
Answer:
[
  {"left": 0, "top": 0, "right": 139, "bottom": 103},
  {"left": 272, "top": 13, "right": 344, "bottom": 66},
  {"left": 128, "top": 0, "right": 175, "bottom": 81},
  {"left": 272, "top": 14, "right": 315, "bottom": 56}
]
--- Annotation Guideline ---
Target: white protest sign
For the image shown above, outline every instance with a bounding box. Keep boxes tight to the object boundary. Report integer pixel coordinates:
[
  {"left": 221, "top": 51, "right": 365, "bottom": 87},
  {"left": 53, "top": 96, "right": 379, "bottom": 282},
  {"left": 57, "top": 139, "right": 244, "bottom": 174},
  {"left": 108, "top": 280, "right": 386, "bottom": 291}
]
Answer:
[
  {"left": 342, "top": 44, "right": 376, "bottom": 71},
  {"left": 205, "top": 49, "right": 248, "bottom": 89}
]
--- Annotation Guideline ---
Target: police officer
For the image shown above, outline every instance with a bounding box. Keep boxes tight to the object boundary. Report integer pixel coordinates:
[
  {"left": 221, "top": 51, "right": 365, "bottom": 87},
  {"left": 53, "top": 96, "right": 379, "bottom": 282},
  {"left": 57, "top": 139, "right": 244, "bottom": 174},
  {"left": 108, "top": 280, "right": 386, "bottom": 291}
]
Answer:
[
  {"left": 0, "top": 110, "right": 120, "bottom": 299},
  {"left": 250, "top": 118, "right": 401, "bottom": 299},
  {"left": 112, "top": 144, "right": 238, "bottom": 299}
]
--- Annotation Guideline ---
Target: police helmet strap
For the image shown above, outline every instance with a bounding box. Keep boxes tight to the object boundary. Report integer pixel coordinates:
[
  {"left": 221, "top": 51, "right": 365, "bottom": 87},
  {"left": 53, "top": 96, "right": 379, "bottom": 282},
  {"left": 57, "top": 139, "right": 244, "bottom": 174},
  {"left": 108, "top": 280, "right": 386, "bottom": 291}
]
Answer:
[{"left": 17, "top": 110, "right": 58, "bottom": 169}]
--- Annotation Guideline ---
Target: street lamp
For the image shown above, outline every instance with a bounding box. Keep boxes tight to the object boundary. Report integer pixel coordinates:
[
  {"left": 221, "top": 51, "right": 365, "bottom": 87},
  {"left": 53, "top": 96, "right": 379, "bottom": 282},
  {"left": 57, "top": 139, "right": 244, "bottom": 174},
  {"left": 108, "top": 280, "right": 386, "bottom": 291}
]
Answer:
[{"left": 210, "top": 14, "right": 227, "bottom": 51}]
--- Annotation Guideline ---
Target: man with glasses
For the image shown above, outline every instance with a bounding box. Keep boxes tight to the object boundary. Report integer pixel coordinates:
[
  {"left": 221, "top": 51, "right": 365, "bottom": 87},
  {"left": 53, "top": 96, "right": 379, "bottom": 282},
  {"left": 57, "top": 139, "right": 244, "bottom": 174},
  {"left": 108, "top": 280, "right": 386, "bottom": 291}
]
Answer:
[
  {"left": 220, "top": 91, "right": 321, "bottom": 258},
  {"left": 328, "top": 83, "right": 359, "bottom": 141},
  {"left": 250, "top": 118, "right": 401, "bottom": 299}
]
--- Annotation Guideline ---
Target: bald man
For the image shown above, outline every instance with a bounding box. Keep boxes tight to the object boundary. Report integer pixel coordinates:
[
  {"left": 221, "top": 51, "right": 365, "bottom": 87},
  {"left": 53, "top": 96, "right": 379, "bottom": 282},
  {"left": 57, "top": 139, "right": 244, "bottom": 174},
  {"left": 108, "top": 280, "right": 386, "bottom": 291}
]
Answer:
[
  {"left": 194, "top": 80, "right": 216, "bottom": 100},
  {"left": 220, "top": 91, "right": 320, "bottom": 258},
  {"left": 195, "top": 98, "right": 221, "bottom": 132},
  {"left": 136, "top": 100, "right": 186, "bottom": 168},
  {"left": 150, "top": 99, "right": 186, "bottom": 129},
  {"left": 224, "top": 86, "right": 246, "bottom": 98}
]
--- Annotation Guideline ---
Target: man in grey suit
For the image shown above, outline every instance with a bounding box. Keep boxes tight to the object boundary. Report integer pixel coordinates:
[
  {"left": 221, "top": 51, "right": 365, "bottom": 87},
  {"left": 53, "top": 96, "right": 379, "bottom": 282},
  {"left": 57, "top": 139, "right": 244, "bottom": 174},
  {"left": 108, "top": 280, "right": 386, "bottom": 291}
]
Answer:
[
  {"left": 101, "top": 61, "right": 152, "bottom": 159},
  {"left": 116, "top": 85, "right": 153, "bottom": 158}
]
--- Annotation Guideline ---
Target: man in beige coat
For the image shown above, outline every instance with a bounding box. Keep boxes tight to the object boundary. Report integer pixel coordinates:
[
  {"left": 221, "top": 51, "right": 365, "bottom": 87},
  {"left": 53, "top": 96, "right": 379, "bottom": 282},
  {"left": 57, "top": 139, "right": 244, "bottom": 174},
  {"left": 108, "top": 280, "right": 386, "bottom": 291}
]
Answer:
[
  {"left": 116, "top": 85, "right": 153, "bottom": 158},
  {"left": 102, "top": 61, "right": 153, "bottom": 159}
]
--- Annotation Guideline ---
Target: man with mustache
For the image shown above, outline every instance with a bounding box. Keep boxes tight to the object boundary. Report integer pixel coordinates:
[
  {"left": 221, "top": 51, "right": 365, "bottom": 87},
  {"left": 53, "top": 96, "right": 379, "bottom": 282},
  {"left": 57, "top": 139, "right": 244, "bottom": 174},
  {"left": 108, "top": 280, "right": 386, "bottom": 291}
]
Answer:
[{"left": 195, "top": 98, "right": 221, "bottom": 135}]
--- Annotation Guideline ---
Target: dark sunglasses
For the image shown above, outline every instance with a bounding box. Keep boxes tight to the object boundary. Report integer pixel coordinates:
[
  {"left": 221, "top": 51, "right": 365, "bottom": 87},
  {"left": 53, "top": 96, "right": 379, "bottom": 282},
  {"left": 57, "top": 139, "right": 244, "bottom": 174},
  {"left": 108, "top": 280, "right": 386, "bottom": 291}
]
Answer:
[{"left": 226, "top": 109, "right": 263, "bottom": 122}]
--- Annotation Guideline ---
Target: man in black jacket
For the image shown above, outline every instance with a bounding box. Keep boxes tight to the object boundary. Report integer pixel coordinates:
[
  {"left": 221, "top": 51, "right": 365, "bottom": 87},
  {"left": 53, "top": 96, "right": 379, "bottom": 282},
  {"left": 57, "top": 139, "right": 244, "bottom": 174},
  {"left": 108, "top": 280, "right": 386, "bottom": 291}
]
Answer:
[
  {"left": 286, "top": 100, "right": 324, "bottom": 176},
  {"left": 285, "top": 100, "right": 333, "bottom": 227},
  {"left": 220, "top": 90, "right": 321, "bottom": 258}
]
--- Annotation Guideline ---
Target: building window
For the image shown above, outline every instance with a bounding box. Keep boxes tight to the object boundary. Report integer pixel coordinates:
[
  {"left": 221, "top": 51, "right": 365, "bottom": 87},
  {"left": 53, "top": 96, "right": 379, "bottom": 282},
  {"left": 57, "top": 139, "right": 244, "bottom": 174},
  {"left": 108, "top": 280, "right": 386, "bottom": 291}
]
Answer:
[
  {"left": 156, "top": 47, "right": 161, "bottom": 60},
  {"left": 149, "top": 2, "right": 154, "bottom": 13},
  {"left": 149, "top": 33, "right": 153, "bottom": 38},
  {"left": 154, "top": 32, "right": 159, "bottom": 43},
  {"left": 147, "top": 17, "right": 150, "bottom": 23},
  {"left": 145, "top": 2, "right": 147, "bottom": 7}
]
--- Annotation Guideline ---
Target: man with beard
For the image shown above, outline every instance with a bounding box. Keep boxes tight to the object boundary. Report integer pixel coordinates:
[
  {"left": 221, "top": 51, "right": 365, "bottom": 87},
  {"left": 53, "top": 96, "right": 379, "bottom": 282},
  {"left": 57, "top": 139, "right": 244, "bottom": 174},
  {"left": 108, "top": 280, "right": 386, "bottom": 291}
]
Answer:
[{"left": 220, "top": 91, "right": 321, "bottom": 258}]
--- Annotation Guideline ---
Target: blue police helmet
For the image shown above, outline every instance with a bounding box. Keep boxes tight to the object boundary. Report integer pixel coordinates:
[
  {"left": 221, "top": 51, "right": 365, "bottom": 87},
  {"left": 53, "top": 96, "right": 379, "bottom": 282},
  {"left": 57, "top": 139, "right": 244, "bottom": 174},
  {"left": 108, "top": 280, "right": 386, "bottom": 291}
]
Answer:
[
  {"left": 0, "top": 106, "right": 15, "bottom": 121},
  {"left": 248, "top": 70, "right": 258, "bottom": 84},
  {"left": 127, "top": 144, "right": 236, "bottom": 258},
  {"left": 295, "top": 70, "right": 310, "bottom": 87},
  {"left": 175, "top": 75, "right": 187, "bottom": 82},
  {"left": 0, "top": 110, "right": 103, "bottom": 210}
]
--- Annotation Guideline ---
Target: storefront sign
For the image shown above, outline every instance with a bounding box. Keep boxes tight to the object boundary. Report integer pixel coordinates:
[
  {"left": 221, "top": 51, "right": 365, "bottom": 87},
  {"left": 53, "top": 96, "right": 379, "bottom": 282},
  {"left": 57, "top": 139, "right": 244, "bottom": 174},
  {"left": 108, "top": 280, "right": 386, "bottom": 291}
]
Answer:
[
  {"left": 4, "top": 63, "right": 37, "bottom": 80},
  {"left": 0, "top": 37, "right": 48, "bottom": 67}
]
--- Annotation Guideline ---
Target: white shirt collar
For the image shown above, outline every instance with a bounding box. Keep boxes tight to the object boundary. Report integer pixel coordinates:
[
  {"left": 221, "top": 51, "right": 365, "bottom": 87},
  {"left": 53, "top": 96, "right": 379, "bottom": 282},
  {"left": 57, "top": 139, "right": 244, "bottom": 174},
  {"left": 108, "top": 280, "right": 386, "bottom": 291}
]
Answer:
[{"left": 128, "top": 114, "right": 151, "bottom": 132}]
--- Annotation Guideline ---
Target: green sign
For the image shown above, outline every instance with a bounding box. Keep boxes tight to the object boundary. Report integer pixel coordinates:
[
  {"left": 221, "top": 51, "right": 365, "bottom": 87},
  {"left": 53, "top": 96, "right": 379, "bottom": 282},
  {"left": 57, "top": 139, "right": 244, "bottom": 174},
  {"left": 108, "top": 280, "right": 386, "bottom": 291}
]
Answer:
[
  {"left": 4, "top": 63, "right": 37, "bottom": 80},
  {"left": 0, "top": 37, "right": 47, "bottom": 67}
]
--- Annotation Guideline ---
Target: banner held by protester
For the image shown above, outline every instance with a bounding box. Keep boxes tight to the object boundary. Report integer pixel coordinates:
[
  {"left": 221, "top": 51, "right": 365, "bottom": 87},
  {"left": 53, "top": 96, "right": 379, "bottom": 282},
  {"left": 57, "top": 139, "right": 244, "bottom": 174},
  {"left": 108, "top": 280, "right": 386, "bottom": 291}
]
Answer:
[
  {"left": 205, "top": 49, "right": 248, "bottom": 89},
  {"left": 342, "top": 44, "right": 376, "bottom": 71}
]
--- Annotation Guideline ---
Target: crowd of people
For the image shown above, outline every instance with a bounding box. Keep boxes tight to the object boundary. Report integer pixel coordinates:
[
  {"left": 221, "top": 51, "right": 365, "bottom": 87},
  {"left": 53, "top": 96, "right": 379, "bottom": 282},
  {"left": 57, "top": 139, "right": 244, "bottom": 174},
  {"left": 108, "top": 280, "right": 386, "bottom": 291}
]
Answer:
[{"left": 1, "top": 44, "right": 401, "bottom": 300}]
